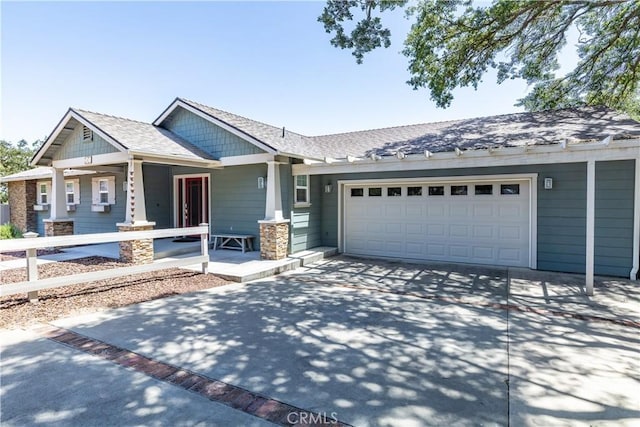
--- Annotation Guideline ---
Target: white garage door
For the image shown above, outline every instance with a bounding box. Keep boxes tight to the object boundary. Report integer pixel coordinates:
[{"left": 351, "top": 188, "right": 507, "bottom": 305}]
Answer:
[{"left": 344, "top": 179, "right": 531, "bottom": 267}]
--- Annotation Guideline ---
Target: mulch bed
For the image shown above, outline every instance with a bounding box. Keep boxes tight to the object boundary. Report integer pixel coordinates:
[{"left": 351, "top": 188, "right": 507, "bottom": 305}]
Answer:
[
  {"left": 0, "top": 249, "right": 62, "bottom": 262},
  {"left": 0, "top": 256, "right": 230, "bottom": 329}
]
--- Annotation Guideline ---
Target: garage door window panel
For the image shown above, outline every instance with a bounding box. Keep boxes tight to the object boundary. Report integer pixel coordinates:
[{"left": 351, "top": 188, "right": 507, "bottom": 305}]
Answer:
[
  {"left": 368, "top": 187, "right": 382, "bottom": 197},
  {"left": 475, "top": 185, "right": 493, "bottom": 195},
  {"left": 428, "top": 186, "right": 444, "bottom": 196},
  {"left": 408, "top": 186, "right": 422, "bottom": 196},
  {"left": 501, "top": 184, "right": 520, "bottom": 195},
  {"left": 388, "top": 187, "right": 402, "bottom": 197},
  {"left": 351, "top": 188, "right": 364, "bottom": 197},
  {"left": 451, "top": 185, "right": 468, "bottom": 196}
]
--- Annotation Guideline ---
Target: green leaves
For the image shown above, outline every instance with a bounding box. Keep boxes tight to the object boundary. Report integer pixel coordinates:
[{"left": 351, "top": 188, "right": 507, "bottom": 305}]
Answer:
[
  {"left": 318, "top": 0, "right": 408, "bottom": 64},
  {"left": 320, "top": 0, "right": 640, "bottom": 115},
  {"left": 0, "top": 139, "right": 38, "bottom": 203}
]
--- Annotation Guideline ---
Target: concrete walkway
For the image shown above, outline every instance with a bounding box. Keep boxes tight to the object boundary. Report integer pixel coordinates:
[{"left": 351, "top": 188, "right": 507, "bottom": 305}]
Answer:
[{"left": 1, "top": 256, "right": 639, "bottom": 426}]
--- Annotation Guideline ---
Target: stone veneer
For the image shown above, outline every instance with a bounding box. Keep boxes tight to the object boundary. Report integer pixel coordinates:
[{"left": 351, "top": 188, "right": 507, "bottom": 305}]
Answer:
[
  {"left": 258, "top": 220, "right": 289, "bottom": 260},
  {"left": 44, "top": 219, "right": 74, "bottom": 237},
  {"left": 118, "top": 223, "right": 154, "bottom": 264},
  {"left": 8, "top": 180, "right": 37, "bottom": 232}
]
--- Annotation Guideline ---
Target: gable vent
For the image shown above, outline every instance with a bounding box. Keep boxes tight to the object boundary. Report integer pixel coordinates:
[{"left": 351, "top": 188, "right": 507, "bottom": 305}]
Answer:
[{"left": 82, "top": 126, "right": 93, "bottom": 142}]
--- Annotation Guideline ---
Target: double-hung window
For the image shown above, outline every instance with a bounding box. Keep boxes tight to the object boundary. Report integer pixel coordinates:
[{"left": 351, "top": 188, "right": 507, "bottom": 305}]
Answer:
[
  {"left": 38, "top": 182, "right": 49, "bottom": 205},
  {"left": 294, "top": 175, "right": 310, "bottom": 206},
  {"left": 91, "top": 176, "right": 116, "bottom": 206},
  {"left": 65, "top": 179, "right": 80, "bottom": 205}
]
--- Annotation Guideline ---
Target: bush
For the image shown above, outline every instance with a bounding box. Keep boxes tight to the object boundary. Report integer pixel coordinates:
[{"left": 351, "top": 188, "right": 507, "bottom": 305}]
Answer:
[{"left": 0, "top": 223, "right": 23, "bottom": 239}]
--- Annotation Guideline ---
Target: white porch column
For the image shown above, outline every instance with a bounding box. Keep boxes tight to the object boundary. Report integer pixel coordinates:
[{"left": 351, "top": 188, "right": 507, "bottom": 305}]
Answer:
[
  {"left": 125, "top": 159, "right": 149, "bottom": 224},
  {"left": 264, "top": 160, "right": 284, "bottom": 221},
  {"left": 631, "top": 156, "right": 640, "bottom": 280},
  {"left": 49, "top": 167, "right": 67, "bottom": 220},
  {"left": 585, "top": 160, "right": 595, "bottom": 295}
]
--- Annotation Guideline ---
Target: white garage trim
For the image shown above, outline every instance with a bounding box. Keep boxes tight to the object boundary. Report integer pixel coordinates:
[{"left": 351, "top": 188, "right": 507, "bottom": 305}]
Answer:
[{"left": 338, "top": 173, "right": 538, "bottom": 269}]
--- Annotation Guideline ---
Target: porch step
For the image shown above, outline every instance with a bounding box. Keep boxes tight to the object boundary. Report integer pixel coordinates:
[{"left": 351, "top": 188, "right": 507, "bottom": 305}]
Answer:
[{"left": 209, "top": 246, "right": 338, "bottom": 283}]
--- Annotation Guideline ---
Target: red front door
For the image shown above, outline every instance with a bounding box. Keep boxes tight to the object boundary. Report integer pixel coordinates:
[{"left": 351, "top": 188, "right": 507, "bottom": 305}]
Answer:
[{"left": 177, "top": 176, "right": 209, "bottom": 228}]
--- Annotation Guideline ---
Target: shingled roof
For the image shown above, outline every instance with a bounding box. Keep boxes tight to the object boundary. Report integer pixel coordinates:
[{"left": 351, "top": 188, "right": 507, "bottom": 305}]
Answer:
[
  {"left": 307, "top": 106, "right": 640, "bottom": 159},
  {"left": 73, "top": 109, "right": 215, "bottom": 161},
  {"left": 169, "top": 101, "right": 640, "bottom": 160}
]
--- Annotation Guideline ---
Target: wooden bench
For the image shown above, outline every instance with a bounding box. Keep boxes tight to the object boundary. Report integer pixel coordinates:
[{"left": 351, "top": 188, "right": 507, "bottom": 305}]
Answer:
[{"left": 211, "top": 234, "right": 255, "bottom": 253}]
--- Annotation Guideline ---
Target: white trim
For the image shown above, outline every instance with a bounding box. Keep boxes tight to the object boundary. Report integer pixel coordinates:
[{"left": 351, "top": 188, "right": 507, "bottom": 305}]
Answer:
[
  {"left": 33, "top": 110, "right": 127, "bottom": 166},
  {"left": 52, "top": 152, "right": 129, "bottom": 169},
  {"left": 337, "top": 173, "right": 538, "bottom": 269},
  {"left": 294, "top": 174, "right": 310, "bottom": 205},
  {"left": 631, "top": 157, "right": 640, "bottom": 280},
  {"left": 172, "top": 173, "right": 211, "bottom": 236},
  {"left": 128, "top": 151, "right": 221, "bottom": 168},
  {"left": 293, "top": 139, "right": 640, "bottom": 176},
  {"left": 220, "top": 153, "right": 275, "bottom": 166},
  {"left": 154, "top": 99, "right": 277, "bottom": 155},
  {"left": 585, "top": 160, "right": 595, "bottom": 295}
]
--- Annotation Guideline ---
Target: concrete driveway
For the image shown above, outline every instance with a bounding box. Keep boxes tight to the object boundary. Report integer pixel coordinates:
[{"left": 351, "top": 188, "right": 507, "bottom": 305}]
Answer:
[{"left": 2, "top": 256, "right": 639, "bottom": 426}]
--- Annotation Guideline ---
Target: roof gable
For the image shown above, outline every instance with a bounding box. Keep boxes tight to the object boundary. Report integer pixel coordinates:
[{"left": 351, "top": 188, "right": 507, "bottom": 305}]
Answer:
[{"left": 32, "top": 108, "right": 216, "bottom": 167}]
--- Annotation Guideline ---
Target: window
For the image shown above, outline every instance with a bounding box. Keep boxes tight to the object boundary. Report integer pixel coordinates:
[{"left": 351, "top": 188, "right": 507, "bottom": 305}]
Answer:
[
  {"left": 368, "top": 187, "right": 382, "bottom": 197},
  {"left": 82, "top": 126, "right": 93, "bottom": 142},
  {"left": 428, "top": 186, "right": 444, "bottom": 196},
  {"left": 387, "top": 187, "right": 402, "bottom": 197},
  {"left": 65, "top": 180, "right": 80, "bottom": 204},
  {"left": 475, "top": 184, "right": 493, "bottom": 195},
  {"left": 501, "top": 184, "right": 520, "bottom": 195},
  {"left": 351, "top": 188, "right": 364, "bottom": 197},
  {"left": 451, "top": 185, "right": 468, "bottom": 196},
  {"left": 294, "top": 175, "right": 310, "bottom": 205},
  {"left": 407, "top": 186, "right": 422, "bottom": 196},
  {"left": 37, "top": 182, "right": 50, "bottom": 205},
  {"left": 92, "top": 176, "right": 116, "bottom": 205}
]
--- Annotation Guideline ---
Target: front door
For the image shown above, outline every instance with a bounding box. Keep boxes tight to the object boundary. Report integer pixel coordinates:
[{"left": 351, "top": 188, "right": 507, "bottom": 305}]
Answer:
[{"left": 175, "top": 175, "right": 209, "bottom": 228}]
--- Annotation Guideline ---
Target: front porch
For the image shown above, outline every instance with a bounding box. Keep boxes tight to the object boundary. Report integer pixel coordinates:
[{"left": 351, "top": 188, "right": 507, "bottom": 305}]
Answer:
[{"left": 27, "top": 240, "right": 337, "bottom": 283}]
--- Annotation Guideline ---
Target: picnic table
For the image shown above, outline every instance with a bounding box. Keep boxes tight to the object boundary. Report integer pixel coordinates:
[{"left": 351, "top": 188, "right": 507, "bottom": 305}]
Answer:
[{"left": 211, "top": 234, "right": 255, "bottom": 253}]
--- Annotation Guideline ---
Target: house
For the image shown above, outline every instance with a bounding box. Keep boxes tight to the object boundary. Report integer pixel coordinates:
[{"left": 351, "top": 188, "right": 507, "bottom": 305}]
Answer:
[{"left": 2, "top": 98, "right": 639, "bottom": 285}]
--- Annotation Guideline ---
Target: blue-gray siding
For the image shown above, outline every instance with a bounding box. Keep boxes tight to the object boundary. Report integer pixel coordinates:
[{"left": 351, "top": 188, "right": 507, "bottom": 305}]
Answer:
[
  {"left": 52, "top": 126, "right": 118, "bottom": 161},
  {"left": 290, "top": 174, "right": 322, "bottom": 253},
  {"left": 143, "top": 165, "right": 171, "bottom": 229},
  {"left": 162, "top": 107, "right": 265, "bottom": 159},
  {"left": 314, "top": 161, "right": 635, "bottom": 277},
  {"left": 169, "top": 164, "right": 281, "bottom": 249},
  {"left": 35, "top": 173, "right": 126, "bottom": 235}
]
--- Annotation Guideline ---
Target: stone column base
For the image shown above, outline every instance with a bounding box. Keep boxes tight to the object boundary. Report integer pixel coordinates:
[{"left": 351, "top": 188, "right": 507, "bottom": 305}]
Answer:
[
  {"left": 258, "top": 220, "right": 290, "bottom": 260},
  {"left": 117, "top": 222, "right": 155, "bottom": 264},
  {"left": 43, "top": 219, "right": 74, "bottom": 237}
]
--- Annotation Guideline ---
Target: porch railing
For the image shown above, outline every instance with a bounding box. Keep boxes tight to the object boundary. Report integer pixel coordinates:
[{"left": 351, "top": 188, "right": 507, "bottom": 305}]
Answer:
[{"left": 0, "top": 225, "right": 209, "bottom": 301}]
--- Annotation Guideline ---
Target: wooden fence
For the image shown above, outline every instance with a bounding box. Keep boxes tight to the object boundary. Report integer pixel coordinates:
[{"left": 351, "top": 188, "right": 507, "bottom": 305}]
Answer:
[{"left": 0, "top": 225, "right": 209, "bottom": 301}]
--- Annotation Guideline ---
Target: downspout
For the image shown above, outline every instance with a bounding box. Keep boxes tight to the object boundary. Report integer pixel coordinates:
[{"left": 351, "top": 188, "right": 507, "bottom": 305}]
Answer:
[{"left": 631, "top": 156, "right": 640, "bottom": 280}]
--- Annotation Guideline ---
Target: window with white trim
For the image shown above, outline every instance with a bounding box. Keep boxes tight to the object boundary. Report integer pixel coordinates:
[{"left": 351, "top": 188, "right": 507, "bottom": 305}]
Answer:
[
  {"left": 91, "top": 176, "right": 116, "bottom": 205},
  {"left": 294, "top": 175, "right": 310, "bottom": 205},
  {"left": 65, "top": 179, "right": 80, "bottom": 204},
  {"left": 37, "top": 181, "right": 51, "bottom": 205}
]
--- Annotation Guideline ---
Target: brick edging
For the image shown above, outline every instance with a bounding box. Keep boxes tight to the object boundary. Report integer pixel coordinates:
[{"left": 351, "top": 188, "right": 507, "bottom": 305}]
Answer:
[{"left": 35, "top": 324, "right": 351, "bottom": 427}]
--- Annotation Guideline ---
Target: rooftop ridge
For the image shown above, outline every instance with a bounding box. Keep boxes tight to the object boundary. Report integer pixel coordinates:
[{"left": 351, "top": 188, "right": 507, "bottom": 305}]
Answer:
[
  {"left": 310, "top": 106, "right": 615, "bottom": 139},
  {"left": 178, "top": 98, "right": 309, "bottom": 138},
  {"left": 72, "top": 108, "right": 152, "bottom": 126}
]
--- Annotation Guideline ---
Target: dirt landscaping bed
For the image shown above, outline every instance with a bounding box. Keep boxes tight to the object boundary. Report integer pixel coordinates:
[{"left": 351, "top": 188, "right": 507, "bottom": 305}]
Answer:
[{"left": 0, "top": 256, "right": 230, "bottom": 329}]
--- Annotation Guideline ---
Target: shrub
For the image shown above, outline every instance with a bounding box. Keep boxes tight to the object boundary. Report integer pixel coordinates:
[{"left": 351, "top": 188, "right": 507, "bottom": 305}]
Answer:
[{"left": 0, "top": 223, "right": 23, "bottom": 239}]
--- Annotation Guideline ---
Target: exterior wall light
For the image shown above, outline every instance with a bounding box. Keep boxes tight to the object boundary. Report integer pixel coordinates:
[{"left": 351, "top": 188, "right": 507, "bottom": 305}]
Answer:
[
  {"left": 544, "top": 177, "right": 553, "bottom": 190},
  {"left": 258, "top": 177, "right": 266, "bottom": 189},
  {"left": 324, "top": 182, "right": 333, "bottom": 193}
]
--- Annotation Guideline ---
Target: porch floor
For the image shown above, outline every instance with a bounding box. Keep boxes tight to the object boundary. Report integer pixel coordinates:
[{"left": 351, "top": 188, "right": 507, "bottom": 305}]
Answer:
[{"left": 0, "top": 238, "right": 337, "bottom": 283}]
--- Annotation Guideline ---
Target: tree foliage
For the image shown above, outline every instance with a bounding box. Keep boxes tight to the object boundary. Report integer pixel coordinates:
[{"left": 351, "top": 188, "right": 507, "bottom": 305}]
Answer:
[
  {"left": 319, "top": 0, "right": 640, "bottom": 116},
  {"left": 0, "top": 140, "right": 38, "bottom": 203}
]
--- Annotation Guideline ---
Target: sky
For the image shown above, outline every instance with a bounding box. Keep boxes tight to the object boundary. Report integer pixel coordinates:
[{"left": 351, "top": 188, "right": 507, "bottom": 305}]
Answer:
[{"left": 1, "top": 1, "right": 575, "bottom": 144}]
